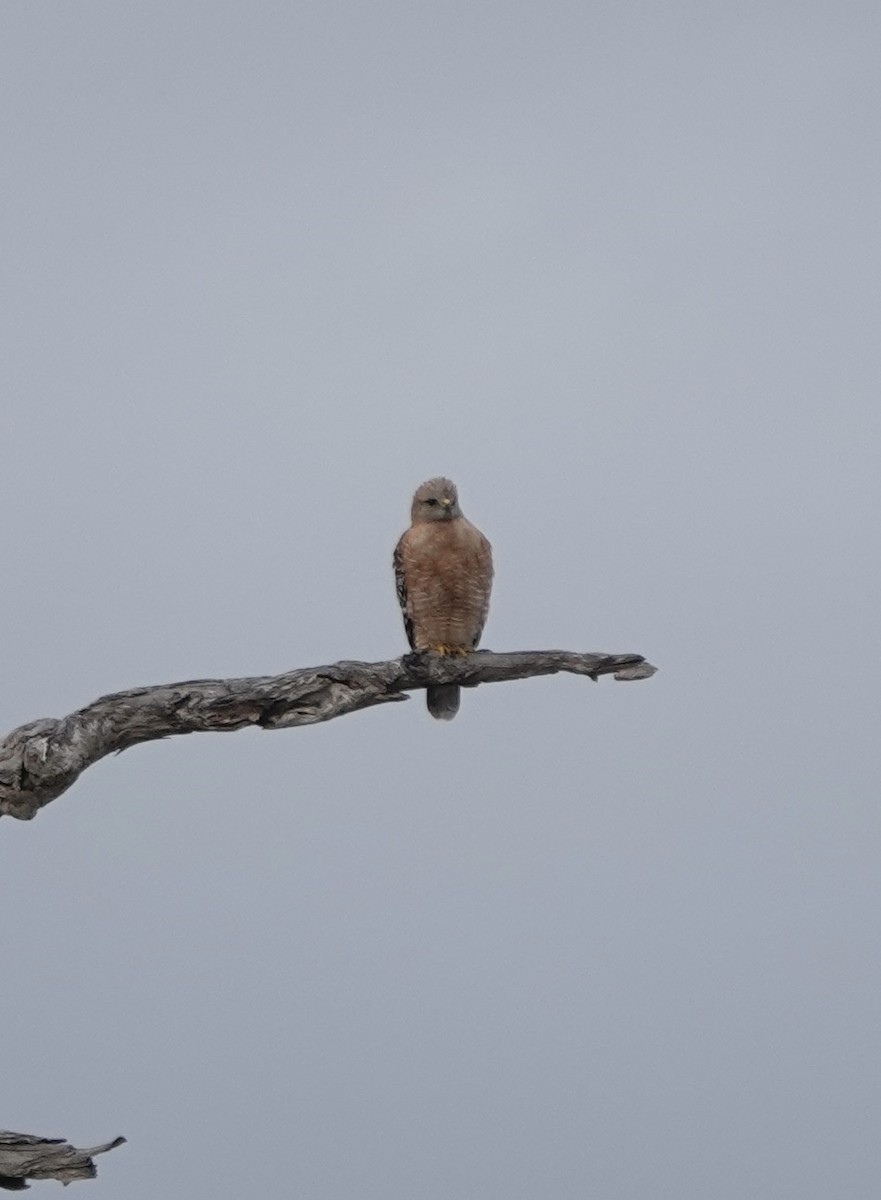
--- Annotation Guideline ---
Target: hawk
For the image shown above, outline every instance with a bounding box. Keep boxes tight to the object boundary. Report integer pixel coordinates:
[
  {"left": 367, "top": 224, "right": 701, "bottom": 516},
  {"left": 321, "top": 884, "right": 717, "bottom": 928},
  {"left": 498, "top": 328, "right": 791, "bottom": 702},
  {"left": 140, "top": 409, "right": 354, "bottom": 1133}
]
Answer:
[{"left": 394, "top": 477, "right": 493, "bottom": 720}]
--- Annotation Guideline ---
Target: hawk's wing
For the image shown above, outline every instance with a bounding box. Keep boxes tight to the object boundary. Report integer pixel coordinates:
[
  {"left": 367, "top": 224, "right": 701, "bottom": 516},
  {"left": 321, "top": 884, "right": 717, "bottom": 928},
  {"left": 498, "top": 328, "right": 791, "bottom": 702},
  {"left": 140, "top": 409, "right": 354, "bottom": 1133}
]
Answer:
[
  {"left": 393, "top": 535, "right": 416, "bottom": 651},
  {"left": 468, "top": 530, "right": 493, "bottom": 648}
]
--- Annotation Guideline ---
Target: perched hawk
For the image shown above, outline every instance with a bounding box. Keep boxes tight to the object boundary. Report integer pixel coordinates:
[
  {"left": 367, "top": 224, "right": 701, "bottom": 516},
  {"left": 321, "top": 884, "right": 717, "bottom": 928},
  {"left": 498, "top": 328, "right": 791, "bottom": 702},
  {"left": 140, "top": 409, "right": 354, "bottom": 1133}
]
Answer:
[{"left": 394, "top": 477, "right": 493, "bottom": 720}]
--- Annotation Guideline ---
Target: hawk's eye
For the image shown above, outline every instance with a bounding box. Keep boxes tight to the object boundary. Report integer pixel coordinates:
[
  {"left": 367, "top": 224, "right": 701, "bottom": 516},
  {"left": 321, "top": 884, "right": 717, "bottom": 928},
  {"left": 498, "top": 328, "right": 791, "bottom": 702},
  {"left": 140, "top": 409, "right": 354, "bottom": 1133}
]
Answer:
[{"left": 425, "top": 498, "right": 438, "bottom": 506}]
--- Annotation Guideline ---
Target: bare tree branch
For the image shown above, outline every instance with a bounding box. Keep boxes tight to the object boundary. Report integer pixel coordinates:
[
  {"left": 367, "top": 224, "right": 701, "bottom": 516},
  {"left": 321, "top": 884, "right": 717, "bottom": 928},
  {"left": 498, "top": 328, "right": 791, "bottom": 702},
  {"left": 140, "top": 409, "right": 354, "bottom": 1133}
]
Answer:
[
  {"left": 0, "top": 648, "right": 655, "bottom": 821},
  {"left": 0, "top": 1131, "right": 125, "bottom": 1189}
]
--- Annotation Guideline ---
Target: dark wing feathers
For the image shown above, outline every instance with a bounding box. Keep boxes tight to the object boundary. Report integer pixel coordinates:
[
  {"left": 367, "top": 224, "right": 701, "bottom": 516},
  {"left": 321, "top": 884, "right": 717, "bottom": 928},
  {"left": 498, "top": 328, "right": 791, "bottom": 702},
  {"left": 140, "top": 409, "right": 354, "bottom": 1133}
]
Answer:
[{"left": 393, "top": 538, "right": 416, "bottom": 651}]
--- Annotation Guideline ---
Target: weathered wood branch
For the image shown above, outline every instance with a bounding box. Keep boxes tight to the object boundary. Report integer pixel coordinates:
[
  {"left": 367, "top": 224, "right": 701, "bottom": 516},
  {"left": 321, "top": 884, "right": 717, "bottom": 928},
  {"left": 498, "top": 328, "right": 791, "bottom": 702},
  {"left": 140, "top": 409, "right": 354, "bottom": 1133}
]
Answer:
[
  {"left": 0, "top": 648, "right": 655, "bottom": 821},
  {"left": 0, "top": 1130, "right": 125, "bottom": 1189}
]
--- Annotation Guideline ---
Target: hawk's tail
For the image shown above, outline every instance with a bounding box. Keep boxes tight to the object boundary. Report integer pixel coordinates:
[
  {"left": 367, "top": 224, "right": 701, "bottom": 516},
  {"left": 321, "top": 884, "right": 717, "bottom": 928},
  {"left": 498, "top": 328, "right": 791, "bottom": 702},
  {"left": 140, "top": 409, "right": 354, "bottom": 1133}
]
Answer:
[{"left": 427, "top": 684, "right": 460, "bottom": 721}]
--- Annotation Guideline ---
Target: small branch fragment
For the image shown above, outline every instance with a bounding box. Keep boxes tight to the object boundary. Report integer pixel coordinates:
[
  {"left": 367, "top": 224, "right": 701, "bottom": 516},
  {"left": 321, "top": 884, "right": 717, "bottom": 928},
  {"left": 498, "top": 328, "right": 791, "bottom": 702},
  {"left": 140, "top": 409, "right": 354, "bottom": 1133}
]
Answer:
[{"left": 0, "top": 1130, "right": 125, "bottom": 1189}]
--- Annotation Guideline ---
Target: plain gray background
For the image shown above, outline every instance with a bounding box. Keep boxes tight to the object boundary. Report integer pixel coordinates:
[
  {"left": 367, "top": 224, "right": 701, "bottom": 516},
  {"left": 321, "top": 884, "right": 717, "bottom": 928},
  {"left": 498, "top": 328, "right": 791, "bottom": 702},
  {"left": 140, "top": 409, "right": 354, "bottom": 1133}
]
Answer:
[{"left": 3, "top": 2, "right": 880, "bottom": 1197}]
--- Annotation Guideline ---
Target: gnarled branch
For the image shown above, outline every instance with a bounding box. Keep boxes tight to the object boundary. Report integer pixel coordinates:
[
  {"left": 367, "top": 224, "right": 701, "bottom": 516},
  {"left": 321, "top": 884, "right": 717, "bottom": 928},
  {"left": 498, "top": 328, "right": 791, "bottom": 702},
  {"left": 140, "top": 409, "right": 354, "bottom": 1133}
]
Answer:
[
  {"left": 0, "top": 648, "right": 655, "bottom": 821},
  {"left": 0, "top": 1130, "right": 125, "bottom": 1189}
]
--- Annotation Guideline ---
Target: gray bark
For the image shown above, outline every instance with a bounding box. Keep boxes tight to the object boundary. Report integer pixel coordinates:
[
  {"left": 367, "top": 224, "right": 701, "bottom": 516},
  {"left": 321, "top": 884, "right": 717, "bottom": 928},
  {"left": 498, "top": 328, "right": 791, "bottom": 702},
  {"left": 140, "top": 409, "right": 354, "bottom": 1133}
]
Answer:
[
  {"left": 0, "top": 1131, "right": 125, "bottom": 1189},
  {"left": 0, "top": 648, "right": 655, "bottom": 821}
]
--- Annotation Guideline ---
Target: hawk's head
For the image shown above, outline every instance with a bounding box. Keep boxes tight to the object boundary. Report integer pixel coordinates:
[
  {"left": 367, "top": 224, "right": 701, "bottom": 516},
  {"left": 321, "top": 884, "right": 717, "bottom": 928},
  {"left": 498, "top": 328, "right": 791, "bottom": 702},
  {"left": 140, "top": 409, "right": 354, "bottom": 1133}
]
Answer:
[{"left": 411, "top": 477, "right": 461, "bottom": 523}]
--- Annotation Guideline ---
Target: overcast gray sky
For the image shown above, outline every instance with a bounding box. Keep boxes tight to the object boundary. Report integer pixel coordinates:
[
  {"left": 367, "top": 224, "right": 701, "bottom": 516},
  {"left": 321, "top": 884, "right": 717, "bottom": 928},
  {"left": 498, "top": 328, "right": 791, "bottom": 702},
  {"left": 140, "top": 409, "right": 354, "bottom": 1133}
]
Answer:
[{"left": 2, "top": 2, "right": 880, "bottom": 1197}]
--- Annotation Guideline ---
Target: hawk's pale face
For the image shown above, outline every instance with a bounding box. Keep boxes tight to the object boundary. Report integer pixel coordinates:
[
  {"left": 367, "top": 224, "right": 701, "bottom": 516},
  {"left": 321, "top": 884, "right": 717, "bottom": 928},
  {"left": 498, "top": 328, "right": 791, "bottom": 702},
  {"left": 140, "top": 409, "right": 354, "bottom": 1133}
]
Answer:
[{"left": 411, "top": 477, "right": 461, "bottom": 523}]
